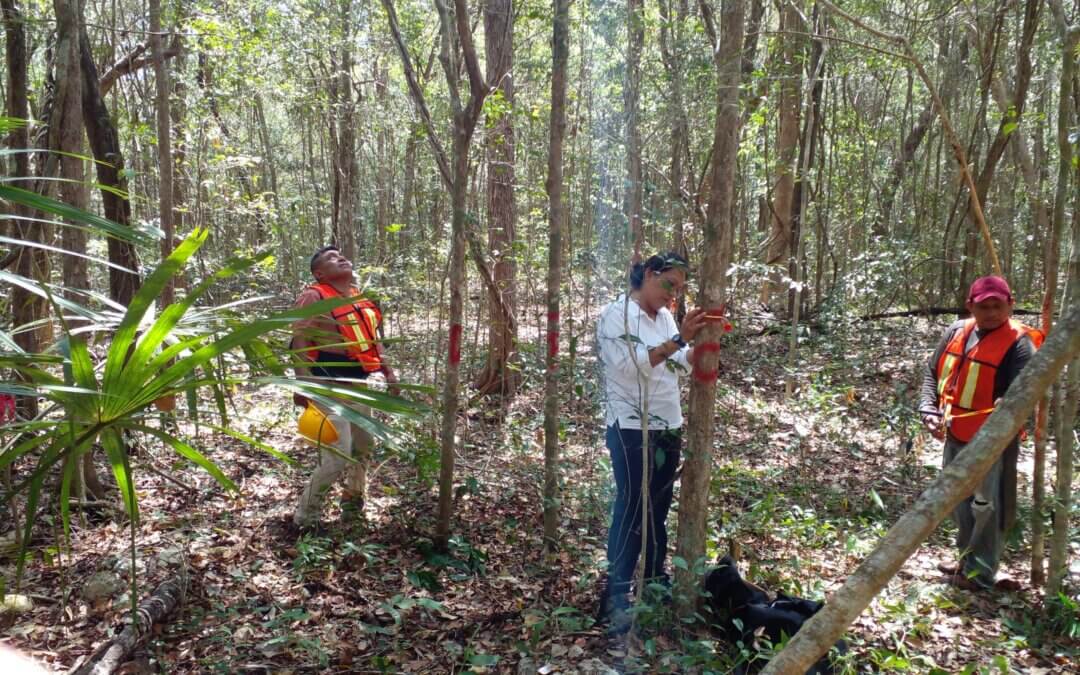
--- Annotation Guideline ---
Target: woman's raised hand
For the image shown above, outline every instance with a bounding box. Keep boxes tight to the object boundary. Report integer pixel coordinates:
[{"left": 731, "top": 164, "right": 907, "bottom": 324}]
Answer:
[{"left": 680, "top": 307, "right": 709, "bottom": 343}]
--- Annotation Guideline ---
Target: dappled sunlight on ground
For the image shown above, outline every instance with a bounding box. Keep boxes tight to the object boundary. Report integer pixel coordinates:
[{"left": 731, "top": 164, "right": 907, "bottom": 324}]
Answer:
[{"left": 4, "top": 316, "right": 1077, "bottom": 672}]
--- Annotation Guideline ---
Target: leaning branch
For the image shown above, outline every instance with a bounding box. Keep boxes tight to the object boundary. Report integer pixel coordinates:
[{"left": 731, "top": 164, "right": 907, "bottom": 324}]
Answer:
[
  {"left": 818, "top": 0, "right": 1001, "bottom": 276},
  {"left": 98, "top": 33, "right": 182, "bottom": 97},
  {"left": 763, "top": 300, "right": 1080, "bottom": 674}
]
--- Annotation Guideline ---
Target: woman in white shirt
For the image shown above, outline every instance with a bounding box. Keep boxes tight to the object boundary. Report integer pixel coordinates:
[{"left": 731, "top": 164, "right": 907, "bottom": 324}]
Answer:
[{"left": 595, "top": 252, "right": 707, "bottom": 630}]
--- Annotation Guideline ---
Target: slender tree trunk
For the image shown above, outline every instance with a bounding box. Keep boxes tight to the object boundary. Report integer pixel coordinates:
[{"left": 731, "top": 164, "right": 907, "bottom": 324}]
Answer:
[
  {"left": 331, "top": 0, "right": 357, "bottom": 261},
  {"left": 383, "top": 0, "right": 492, "bottom": 551},
  {"left": 764, "top": 301, "right": 1080, "bottom": 674},
  {"left": 542, "top": 0, "right": 569, "bottom": 550},
  {"left": 994, "top": 74, "right": 1060, "bottom": 585},
  {"left": 1046, "top": 24, "right": 1079, "bottom": 594},
  {"left": 375, "top": 62, "right": 391, "bottom": 264},
  {"left": 475, "top": 0, "right": 517, "bottom": 400},
  {"left": 5, "top": 0, "right": 49, "bottom": 399},
  {"left": 760, "top": 0, "right": 803, "bottom": 309},
  {"left": 79, "top": 17, "right": 140, "bottom": 305},
  {"left": 625, "top": 0, "right": 644, "bottom": 258},
  {"left": 674, "top": 0, "right": 743, "bottom": 615},
  {"left": 785, "top": 7, "right": 825, "bottom": 398},
  {"left": 150, "top": 0, "right": 175, "bottom": 307}
]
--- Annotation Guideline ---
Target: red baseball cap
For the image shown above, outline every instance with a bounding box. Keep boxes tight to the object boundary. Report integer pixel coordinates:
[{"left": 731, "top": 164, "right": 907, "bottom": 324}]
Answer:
[{"left": 967, "top": 275, "right": 1013, "bottom": 303}]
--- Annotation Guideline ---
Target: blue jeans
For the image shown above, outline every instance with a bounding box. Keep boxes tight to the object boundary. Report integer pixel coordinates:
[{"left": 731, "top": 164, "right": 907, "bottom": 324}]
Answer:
[{"left": 606, "top": 424, "right": 682, "bottom": 598}]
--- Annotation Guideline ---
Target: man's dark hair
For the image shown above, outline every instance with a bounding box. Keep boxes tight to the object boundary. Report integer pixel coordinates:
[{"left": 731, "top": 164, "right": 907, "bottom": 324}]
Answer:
[
  {"left": 629, "top": 251, "right": 689, "bottom": 290},
  {"left": 310, "top": 245, "right": 340, "bottom": 274}
]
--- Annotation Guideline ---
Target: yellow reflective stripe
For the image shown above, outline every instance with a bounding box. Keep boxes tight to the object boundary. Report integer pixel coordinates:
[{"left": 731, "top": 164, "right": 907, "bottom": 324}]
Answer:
[
  {"left": 938, "top": 355, "right": 958, "bottom": 395},
  {"left": 344, "top": 313, "right": 369, "bottom": 350},
  {"left": 362, "top": 308, "right": 379, "bottom": 334},
  {"left": 958, "top": 362, "right": 980, "bottom": 409}
]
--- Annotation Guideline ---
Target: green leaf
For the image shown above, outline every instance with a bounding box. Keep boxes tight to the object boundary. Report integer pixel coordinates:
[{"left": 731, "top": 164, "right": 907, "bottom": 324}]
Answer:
[
  {"left": 128, "top": 424, "right": 237, "bottom": 492},
  {"left": 868, "top": 487, "right": 886, "bottom": 512},
  {"left": 0, "top": 184, "right": 158, "bottom": 245},
  {"left": 1001, "top": 121, "right": 1018, "bottom": 137},
  {"left": 101, "top": 428, "right": 138, "bottom": 522},
  {"left": 672, "top": 556, "right": 689, "bottom": 571},
  {"left": 101, "top": 229, "right": 209, "bottom": 415}
]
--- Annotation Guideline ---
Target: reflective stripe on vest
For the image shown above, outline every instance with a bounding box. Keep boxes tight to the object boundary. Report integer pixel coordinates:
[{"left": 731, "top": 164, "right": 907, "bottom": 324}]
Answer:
[
  {"left": 936, "top": 318, "right": 1038, "bottom": 442},
  {"left": 309, "top": 283, "right": 383, "bottom": 373}
]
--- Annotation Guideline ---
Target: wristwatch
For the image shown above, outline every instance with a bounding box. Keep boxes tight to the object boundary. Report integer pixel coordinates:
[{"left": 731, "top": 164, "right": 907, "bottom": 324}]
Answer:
[{"left": 671, "top": 333, "right": 687, "bottom": 348}]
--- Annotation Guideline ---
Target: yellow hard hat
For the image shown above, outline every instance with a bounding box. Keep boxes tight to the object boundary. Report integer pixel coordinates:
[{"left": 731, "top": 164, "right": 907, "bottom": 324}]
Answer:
[{"left": 298, "top": 403, "right": 339, "bottom": 445}]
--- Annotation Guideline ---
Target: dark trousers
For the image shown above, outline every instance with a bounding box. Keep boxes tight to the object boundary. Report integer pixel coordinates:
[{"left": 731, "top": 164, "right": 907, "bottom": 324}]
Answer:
[
  {"left": 943, "top": 435, "right": 1018, "bottom": 587},
  {"left": 606, "top": 424, "right": 682, "bottom": 597}
]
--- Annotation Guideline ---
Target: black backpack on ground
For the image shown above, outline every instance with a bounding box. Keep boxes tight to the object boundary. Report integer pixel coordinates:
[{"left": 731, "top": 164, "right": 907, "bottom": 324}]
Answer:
[{"left": 703, "top": 555, "right": 846, "bottom": 674}]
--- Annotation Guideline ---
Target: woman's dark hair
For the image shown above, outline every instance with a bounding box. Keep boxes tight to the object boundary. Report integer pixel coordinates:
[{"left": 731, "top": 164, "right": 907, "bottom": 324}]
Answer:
[{"left": 629, "top": 251, "right": 689, "bottom": 290}]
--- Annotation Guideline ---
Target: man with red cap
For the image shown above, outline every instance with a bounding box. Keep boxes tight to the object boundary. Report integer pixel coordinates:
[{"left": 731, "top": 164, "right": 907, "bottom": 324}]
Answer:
[{"left": 918, "top": 275, "right": 1040, "bottom": 590}]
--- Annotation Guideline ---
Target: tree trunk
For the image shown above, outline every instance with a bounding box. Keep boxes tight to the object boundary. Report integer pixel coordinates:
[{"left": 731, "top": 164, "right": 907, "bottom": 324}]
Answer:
[
  {"left": 542, "top": 0, "right": 569, "bottom": 550},
  {"left": 1046, "top": 24, "right": 1079, "bottom": 594},
  {"left": 79, "top": 16, "right": 140, "bottom": 305},
  {"left": 674, "top": 0, "right": 743, "bottom": 615},
  {"left": 375, "top": 62, "right": 391, "bottom": 264},
  {"left": 760, "top": 0, "right": 803, "bottom": 309},
  {"left": 5, "top": 0, "right": 48, "bottom": 398},
  {"left": 995, "top": 69, "right": 1060, "bottom": 586},
  {"left": 51, "top": 0, "right": 86, "bottom": 493},
  {"left": 150, "top": 0, "right": 175, "bottom": 308},
  {"left": 625, "top": 0, "right": 644, "bottom": 258},
  {"left": 330, "top": 0, "right": 357, "bottom": 261},
  {"left": 763, "top": 302, "right": 1080, "bottom": 674},
  {"left": 475, "top": 0, "right": 518, "bottom": 400},
  {"left": 784, "top": 6, "right": 825, "bottom": 398}
]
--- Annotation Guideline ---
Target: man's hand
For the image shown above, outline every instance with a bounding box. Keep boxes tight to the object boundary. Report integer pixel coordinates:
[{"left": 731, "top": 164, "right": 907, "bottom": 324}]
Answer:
[
  {"left": 382, "top": 366, "right": 401, "bottom": 397},
  {"left": 922, "top": 411, "right": 945, "bottom": 440}
]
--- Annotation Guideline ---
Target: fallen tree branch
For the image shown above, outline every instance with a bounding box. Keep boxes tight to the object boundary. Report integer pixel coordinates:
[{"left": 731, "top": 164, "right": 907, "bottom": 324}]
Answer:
[{"left": 70, "top": 575, "right": 186, "bottom": 675}]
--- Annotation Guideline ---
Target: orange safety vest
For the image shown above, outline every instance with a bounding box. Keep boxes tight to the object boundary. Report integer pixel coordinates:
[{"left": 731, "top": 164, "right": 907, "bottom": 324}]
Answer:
[
  {"left": 309, "top": 283, "right": 383, "bottom": 373},
  {"left": 936, "top": 318, "right": 1042, "bottom": 442}
]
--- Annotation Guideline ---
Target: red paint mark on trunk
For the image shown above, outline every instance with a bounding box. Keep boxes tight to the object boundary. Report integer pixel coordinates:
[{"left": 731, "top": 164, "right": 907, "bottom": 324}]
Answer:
[
  {"left": 547, "top": 330, "right": 560, "bottom": 364},
  {"left": 449, "top": 324, "right": 462, "bottom": 365},
  {"left": 547, "top": 310, "right": 559, "bottom": 323},
  {"left": 692, "top": 341, "right": 722, "bottom": 383}
]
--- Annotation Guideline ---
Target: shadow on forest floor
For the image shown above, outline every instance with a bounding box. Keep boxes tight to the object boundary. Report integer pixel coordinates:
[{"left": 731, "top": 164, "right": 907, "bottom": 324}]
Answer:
[{"left": 4, "top": 316, "right": 1078, "bottom": 673}]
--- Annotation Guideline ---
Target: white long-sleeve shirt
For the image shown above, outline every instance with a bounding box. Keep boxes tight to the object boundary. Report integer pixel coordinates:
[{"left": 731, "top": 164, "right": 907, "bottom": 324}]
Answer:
[{"left": 596, "top": 295, "right": 690, "bottom": 430}]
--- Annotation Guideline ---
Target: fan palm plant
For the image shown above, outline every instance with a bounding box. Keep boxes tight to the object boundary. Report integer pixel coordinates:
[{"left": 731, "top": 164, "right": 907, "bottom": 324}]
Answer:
[{"left": 1, "top": 180, "right": 428, "bottom": 592}]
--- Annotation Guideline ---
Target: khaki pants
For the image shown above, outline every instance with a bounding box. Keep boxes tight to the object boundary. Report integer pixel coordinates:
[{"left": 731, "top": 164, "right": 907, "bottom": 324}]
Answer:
[{"left": 294, "top": 399, "right": 374, "bottom": 527}]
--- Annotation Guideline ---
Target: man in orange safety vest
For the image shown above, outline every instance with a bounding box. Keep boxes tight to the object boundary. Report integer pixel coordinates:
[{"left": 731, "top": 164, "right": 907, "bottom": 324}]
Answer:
[
  {"left": 918, "top": 275, "right": 1039, "bottom": 591},
  {"left": 290, "top": 245, "right": 399, "bottom": 530}
]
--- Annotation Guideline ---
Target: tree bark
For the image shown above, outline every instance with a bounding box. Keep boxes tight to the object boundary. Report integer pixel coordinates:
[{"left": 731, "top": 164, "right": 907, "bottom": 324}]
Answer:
[
  {"left": 150, "top": 0, "right": 175, "bottom": 308},
  {"left": 79, "top": 16, "right": 141, "bottom": 305},
  {"left": 1046, "top": 24, "right": 1079, "bottom": 594},
  {"left": 625, "top": 0, "right": 644, "bottom": 258},
  {"left": 759, "top": 0, "right": 803, "bottom": 309},
  {"left": 475, "top": 0, "right": 518, "bottom": 400},
  {"left": 674, "top": 0, "right": 743, "bottom": 615},
  {"left": 330, "top": 0, "right": 357, "bottom": 261},
  {"left": 5, "top": 0, "right": 49, "bottom": 391},
  {"left": 542, "top": 0, "right": 569, "bottom": 550},
  {"left": 762, "top": 302, "right": 1080, "bottom": 674}
]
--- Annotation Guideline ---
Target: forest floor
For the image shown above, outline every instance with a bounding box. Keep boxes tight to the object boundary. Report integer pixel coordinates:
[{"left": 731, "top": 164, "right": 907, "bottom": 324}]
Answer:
[{"left": 4, "top": 312, "right": 1079, "bottom": 674}]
